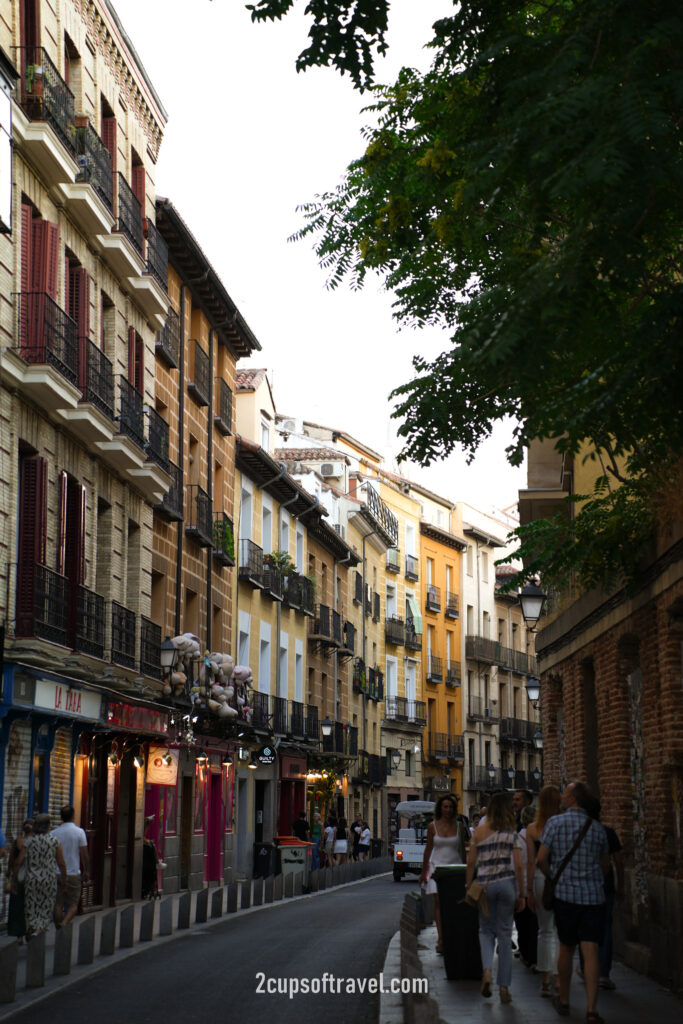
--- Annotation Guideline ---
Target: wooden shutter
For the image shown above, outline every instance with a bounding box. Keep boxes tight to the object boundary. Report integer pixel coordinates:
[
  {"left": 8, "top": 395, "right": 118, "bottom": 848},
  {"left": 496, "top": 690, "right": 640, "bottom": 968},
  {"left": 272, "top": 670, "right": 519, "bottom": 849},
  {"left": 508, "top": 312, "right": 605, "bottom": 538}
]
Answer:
[
  {"left": 127, "top": 325, "right": 136, "bottom": 385},
  {"left": 16, "top": 454, "right": 47, "bottom": 636},
  {"left": 30, "top": 219, "right": 59, "bottom": 298},
  {"left": 21, "top": 204, "right": 32, "bottom": 295},
  {"left": 69, "top": 266, "right": 90, "bottom": 390},
  {"left": 132, "top": 164, "right": 145, "bottom": 219},
  {"left": 101, "top": 117, "right": 117, "bottom": 174},
  {"left": 135, "top": 334, "right": 144, "bottom": 394},
  {"left": 56, "top": 469, "right": 67, "bottom": 576}
]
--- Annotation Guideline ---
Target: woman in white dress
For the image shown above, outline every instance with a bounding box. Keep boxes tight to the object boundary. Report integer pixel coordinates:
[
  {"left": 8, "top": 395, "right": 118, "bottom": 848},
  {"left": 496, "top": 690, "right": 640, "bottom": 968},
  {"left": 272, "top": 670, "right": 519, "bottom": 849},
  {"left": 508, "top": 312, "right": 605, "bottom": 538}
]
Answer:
[{"left": 419, "top": 795, "right": 468, "bottom": 953}]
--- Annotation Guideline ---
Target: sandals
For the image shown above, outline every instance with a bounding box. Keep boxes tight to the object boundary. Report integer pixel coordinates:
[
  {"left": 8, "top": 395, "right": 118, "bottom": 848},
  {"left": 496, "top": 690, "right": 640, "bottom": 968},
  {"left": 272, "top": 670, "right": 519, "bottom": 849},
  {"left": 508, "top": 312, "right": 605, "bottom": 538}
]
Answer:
[
  {"left": 481, "top": 977, "right": 492, "bottom": 998},
  {"left": 435, "top": 940, "right": 443, "bottom": 954},
  {"left": 552, "top": 993, "right": 570, "bottom": 1016},
  {"left": 586, "top": 1014, "right": 605, "bottom": 1023},
  {"left": 500, "top": 988, "right": 512, "bottom": 1004},
  {"left": 540, "top": 981, "right": 553, "bottom": 997}
]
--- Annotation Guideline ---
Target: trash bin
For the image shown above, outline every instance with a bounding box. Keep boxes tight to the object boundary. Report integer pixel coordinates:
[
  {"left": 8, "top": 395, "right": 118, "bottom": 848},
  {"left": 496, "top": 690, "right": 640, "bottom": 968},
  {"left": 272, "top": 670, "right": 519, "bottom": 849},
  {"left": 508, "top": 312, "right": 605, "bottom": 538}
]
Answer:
[
  {"left": 253, "top": 842, "right": 281, "bottom": 878},
  {"left": 275, "top": 836, "right": 312, "bottom": 885},
  {"left": 370, "top": 838, "right": 383, "bottom": 859},
  {"left": 432, "top": 865, "right": 482, "bottom": 981}
]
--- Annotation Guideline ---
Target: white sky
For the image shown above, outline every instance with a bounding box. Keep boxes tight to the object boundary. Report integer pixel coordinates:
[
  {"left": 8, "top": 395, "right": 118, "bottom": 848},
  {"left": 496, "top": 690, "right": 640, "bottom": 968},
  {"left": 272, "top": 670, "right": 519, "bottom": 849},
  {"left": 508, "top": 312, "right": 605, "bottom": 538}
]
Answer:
[{"left": 112, "top": 0, "right": 526, "bottom": 519}]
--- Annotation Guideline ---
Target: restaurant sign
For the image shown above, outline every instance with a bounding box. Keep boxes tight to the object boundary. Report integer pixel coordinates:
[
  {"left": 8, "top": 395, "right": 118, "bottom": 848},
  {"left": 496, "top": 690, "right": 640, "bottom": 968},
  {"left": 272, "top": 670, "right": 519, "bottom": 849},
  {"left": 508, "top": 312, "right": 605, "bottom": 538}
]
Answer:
[
  {"left": 107, "top": 702, "right": 169, "bottom": 735},
  {"left": 34, "top": 679, "right": 102, "bottom": 721}
]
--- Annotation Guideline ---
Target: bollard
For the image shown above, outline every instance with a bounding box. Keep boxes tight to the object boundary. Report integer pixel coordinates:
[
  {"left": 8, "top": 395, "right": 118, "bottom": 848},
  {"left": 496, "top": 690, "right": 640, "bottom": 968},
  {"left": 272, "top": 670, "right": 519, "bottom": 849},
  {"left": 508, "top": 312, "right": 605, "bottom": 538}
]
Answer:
[
  {"left": 53, "top": 923, "right": 73, "bottom": 976},
  {"left": 77, "top": 914, "right": 96, "bottom": 964},
  {"left": 195, "top": 888, "right": 209, "bottom": 924},
  {"left": 0, "top": 939, "right": 18, "bottom": 1003},
  {"left": 140, "top": 900, "right": 155, "bottom": 941},
  {"left": 100, "top": 910, "right": 117, "bottom": 956},
  {"left": 211, "top": 887, "right": 224, "bottom": 919},
  {"left": 177, "top": 891, "right": 191, "bottom": 930},
  {"left": 264, "top": 876, "right": 274, "bottom": 904},
  {"left": 284, "top": 872, "right": 294, "bottom": 898},
  {"left": 252, "top": 877, "right": 263, "bottom": 907},
  {"left": 240, "top": 879, "right": 251, "bottom": 910},
  {"left": 26, "top": 930, "right": 46, "bottom": 988},
  {"left": 158, "top": 897, "right": 174, "bottom": 937},
  {"left": 308, "top": 869, "right": 319, "bottom": 892},
  {"left": 226, "top": 882, "right": 238, "bottom": 914},
  {"left": 293, "top": 871, "right": 303, "bottom": 896},
  {"left": 273, "top": 874, "right": 283, "bottom": 901},
  {"left": 119, "top": 905, "right": 135, "bottom": 948}
]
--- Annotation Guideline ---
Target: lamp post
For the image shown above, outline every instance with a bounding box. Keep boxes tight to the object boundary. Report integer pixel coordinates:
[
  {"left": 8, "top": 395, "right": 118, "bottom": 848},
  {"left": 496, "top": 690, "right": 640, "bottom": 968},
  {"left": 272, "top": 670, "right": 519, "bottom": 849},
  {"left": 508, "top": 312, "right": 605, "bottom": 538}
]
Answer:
[
  {"left": 160, "top": 636, "right": 178, "bottom": 673},
  {"left": 321, "top": 716, "right": 334, "bottom": 739},
  {"left": 525, "top": 676, "right": 541, "bottom": 704},
  {"left": 391, "top": 749, "right": 402, "bottom": 771},
  {"left": 518, "top": 582, "right": 547, "bottom": 631},
  {"left": 487, "top": 762, "right": 496, "bottom": 787},
  {"left": 506, "top": 765, "right": 515, "bottom": 786}
]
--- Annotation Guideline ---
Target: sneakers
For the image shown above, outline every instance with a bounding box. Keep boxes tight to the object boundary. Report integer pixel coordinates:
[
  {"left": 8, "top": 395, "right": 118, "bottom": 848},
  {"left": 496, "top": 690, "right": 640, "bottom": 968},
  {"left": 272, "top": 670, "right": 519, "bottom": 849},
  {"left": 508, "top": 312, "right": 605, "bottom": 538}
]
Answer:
[{"left": 599, "top": 977, "right": 616, "bottom": 990}]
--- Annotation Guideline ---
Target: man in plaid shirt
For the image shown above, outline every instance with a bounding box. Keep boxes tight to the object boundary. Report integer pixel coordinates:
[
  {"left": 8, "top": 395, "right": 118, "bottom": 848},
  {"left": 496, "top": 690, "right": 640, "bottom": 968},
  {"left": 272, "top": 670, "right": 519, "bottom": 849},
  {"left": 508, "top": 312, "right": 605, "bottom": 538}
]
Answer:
[{"left": 538, "top": 782, "right": 609, "bottom": 1024}]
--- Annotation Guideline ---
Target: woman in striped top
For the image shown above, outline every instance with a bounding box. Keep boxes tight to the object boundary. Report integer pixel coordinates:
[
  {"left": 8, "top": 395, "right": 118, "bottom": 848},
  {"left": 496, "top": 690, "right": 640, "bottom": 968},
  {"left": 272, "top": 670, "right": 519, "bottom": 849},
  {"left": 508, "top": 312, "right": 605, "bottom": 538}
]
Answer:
[{"left": 466, "top": 791, "right": 525, "bottom": 1004}]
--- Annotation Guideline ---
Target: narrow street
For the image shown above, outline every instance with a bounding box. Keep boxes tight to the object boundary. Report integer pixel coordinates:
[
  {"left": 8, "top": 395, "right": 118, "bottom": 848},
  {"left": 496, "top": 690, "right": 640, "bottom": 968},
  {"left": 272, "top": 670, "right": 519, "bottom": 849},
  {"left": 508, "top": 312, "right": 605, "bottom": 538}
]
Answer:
[{"left": 13, "top": 877, "right": 406, "bottom": 1024}]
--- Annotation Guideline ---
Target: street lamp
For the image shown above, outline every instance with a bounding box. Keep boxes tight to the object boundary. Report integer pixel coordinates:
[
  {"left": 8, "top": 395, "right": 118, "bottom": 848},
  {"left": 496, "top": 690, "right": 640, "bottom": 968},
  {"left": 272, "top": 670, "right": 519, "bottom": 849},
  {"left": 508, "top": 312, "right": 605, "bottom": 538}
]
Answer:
[
  {"left": 506, "top": 765, "right": 515, "bottom": 783},
  {"left": 391, "top": 749, "right": 402, "bottom": 770},
  {"left": 532, "top": 767, "right": 541, "bottom": 782},
  {"left": 487, "top": 763, "right": 496, "bottom": 784},
  {"left": 519, "top": 582, "right": 547, "bottom": 630},
  {"left": 160, "top": 636, "right": 178, "bottom": 673},
  {"left": 526, "top": 676, "right": 541, "bottom": 704},
  {"left": 533, "top": 729, "right": 544, "bottom": 751},
  {"left": 321, "top": 716, "right": 334, "bottom": 738}
]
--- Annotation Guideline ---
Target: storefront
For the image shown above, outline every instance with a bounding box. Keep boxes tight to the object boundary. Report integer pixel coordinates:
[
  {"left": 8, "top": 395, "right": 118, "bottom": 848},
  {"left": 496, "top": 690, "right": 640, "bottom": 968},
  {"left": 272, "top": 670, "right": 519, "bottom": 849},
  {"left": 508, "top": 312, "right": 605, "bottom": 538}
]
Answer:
[{"left": 277, "top": 751, "right": 307, "bottom": 835}]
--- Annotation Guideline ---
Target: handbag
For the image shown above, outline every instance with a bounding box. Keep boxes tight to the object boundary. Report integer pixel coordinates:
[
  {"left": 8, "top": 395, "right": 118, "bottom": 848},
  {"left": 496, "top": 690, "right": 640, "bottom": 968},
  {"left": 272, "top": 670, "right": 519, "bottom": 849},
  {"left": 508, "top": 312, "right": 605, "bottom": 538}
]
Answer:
[
  {"left": 543, "top": 816, "right": 592, "bottom": 910},
  {"left": 465, "top": 879, "right": 489, "bottom": 916}
]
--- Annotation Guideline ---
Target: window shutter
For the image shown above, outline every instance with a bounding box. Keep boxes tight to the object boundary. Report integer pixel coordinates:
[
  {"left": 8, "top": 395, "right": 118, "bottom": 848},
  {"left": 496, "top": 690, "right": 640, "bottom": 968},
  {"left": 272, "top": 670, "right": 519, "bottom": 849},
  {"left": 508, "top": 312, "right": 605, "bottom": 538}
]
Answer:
[
  {"left": 101, "top": 117, "right": 117, "bottom": 174},
  {"left": 21, "top": 204, "right": 32, "bottom": 294},
  {"left": 16, "top": 455, "right": 47, "bottom": 636},
  {"left": 132, "top": 164, "right": 145, "bottom": 219},
  {"left": 65, "top": 479, "right": 86, "bottom": 587},
  {"left": 64, "top": 256, "right": 70, "bottom": 312},
  {"left": 135, "top": 334, "right": 144, "bottom": 394},
  {"left": 56, "top": 469, "right": 67, "bottom": 576},
  {"left": 128, "top": 325, "right": 136, "bottom": 386},
  {"left": 30, "top": 219, "right": 60, "bottom": 298},
  {"left": 69, "top": 266, "right": 90, "bottom": 390}
]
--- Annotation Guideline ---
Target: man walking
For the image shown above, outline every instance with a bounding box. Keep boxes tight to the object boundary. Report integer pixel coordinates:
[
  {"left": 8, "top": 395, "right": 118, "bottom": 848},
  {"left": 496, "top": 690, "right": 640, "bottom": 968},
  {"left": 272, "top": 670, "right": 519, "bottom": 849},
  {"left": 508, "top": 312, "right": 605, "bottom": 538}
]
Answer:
[
  {"left": 513, "top": 789, "right": 533, "bottom": 832},
  {"left": 52, "top": 806, "right": 89, "bottom": 927},
  {"left": 537, "top": 782, "right": 609, "bottom": 1024}
]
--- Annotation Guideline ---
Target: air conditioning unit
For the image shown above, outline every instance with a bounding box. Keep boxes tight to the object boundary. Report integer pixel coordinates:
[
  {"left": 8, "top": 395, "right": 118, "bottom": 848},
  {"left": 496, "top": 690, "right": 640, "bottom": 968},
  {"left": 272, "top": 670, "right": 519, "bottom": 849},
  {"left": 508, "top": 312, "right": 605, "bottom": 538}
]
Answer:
[
  {"left": 320, "top": 462, "right": 344, "bottom": 478},
  {"left": 333, "top": 523, "right": 346, "bottom": 540}
]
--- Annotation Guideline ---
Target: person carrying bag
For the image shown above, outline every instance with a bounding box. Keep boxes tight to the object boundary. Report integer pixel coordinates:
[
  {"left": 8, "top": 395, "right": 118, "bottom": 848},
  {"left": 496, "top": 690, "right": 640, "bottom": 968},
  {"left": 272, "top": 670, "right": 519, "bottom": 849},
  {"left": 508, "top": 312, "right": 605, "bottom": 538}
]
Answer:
[{"left": 542, "top": 816, "right": 592, "bottom": 910}]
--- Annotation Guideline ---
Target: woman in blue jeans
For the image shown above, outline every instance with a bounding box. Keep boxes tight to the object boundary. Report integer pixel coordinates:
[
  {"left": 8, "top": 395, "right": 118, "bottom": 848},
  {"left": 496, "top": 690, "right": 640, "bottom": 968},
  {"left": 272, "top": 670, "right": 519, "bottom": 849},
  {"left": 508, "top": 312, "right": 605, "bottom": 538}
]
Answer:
[{"left": 466, "top": 791, "right": 526, "bottom": 1004}]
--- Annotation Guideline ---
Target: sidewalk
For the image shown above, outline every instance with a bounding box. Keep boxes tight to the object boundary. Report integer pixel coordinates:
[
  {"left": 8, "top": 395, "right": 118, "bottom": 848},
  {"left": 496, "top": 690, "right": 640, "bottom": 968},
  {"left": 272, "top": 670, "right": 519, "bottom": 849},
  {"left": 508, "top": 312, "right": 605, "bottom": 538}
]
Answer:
[{"left": 415, "top": 924, "right": 681, "bottom": 1023}]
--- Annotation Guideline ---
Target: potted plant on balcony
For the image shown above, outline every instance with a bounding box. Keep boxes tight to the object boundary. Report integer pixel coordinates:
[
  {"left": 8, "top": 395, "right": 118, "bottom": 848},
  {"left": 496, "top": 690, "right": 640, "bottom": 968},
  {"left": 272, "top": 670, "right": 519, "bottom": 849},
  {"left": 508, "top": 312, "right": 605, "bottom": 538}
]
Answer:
[{"left": 214, "top": 517, "right": 235, "bottom": 562}]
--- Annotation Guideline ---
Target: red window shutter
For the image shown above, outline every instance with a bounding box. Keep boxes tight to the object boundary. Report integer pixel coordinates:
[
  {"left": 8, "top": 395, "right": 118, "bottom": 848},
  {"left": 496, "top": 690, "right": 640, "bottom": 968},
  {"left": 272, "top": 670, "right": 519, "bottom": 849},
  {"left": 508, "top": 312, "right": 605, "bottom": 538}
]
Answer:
[
  {"left": 30, "top": 219, "right": 60, "bottom": 298},
  {"left": 69, "top": 266, "right": 90, "bottom": 390},
  {"left": 64, "top": 257, "right": 70, "bottom": 312},
  {"left": 65, "top": 478, "right": 86, "bottom": 587},
  {"left": 102, "top": 117, "right": 117, "bottom": 174},
  {"left": 128, "top": 325, "right": 136, "bottom": 386},
  {"left": 21, "top": 204, "right": 32, "bottom": 295},
  {"left": 132, "top": 164, "right": 146, "bottom": 219},
  {"left": 16, "top": 454, "right": 47, "bottom": 636},
  {"left": 135, "top": 334, "right": 144, "bottom": 394},
  {"left": 57, "top": 469, "right": 67, "bottom": 576}
]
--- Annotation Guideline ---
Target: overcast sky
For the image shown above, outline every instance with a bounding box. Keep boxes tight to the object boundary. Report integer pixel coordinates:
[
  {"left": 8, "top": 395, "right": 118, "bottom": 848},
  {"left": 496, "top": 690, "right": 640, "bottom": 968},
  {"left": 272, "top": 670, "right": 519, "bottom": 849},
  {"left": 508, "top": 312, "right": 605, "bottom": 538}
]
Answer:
[{"left": 112, "top": 0, "right": 525, "bottom": 520}]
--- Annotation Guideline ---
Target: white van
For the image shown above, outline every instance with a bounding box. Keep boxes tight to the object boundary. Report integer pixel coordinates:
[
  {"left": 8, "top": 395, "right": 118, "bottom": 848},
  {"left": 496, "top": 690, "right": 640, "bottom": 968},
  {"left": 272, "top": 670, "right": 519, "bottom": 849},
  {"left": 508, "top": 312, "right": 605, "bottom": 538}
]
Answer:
[{"left": 392, "top": 800, "right": 434, "bottom": 882}]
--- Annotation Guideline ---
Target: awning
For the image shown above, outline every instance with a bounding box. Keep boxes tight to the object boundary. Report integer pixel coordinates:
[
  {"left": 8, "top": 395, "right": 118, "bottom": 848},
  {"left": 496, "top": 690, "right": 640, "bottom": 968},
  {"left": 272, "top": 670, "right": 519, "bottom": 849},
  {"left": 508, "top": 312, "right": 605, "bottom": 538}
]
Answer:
[{"left": 406, "top": 596, "right": 423, "bottom": 634}]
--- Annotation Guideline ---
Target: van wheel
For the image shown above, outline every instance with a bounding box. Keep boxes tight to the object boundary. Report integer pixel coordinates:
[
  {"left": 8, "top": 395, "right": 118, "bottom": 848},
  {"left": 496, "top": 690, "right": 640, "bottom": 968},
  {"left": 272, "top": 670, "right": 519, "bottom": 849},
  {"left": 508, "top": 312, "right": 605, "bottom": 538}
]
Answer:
[{"left": 393, "top": 867, "right": 403, "bottom": 882}]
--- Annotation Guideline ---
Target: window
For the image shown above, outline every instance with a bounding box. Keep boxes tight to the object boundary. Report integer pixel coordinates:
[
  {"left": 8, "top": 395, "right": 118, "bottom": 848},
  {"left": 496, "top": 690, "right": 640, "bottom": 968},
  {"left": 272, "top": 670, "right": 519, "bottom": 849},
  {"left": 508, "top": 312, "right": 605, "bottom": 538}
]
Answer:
[
  {"left": 258, "top": 622, "right": 271, "bottom": 694},
  {"left": 405, "top": 751, "right": 413, "bottom": 776},
  {"left": 240, "top": 479, "right": 253, "bottom": 541},
  {"left": 481, "top": 550, "right": 489, "bottom": 582},
  {"left": 386, "top": 583, "right": 397, "bottom": 617},
  {"left": 405, "top": 522, "right": 416, "bottom": 556},
  {"left": 426, "top": 558, "right": 433, "bottom": 585},
  {"left": 279, "top": 512, "right": 289, "bottom": 554},
  {"left": 0, "top": 69, "right": 13, "bottom": 234},
  {"left": 294, "top": 641, "right": 303, "bottom": 703},
  {"left": 483, "top": 610, "right": 490, "bottom": 638},
  {"left": 405, "top": 660, "right": 417, "bottom": 702},
  {"left": 466, "top": 604, "right": 474, "bottom": 634},
  {"left": 466, "top": 545, "right": 474, "bottom": 576},
  {"left": 296, "top": 523, "right": 304, "bottom": 573},
  {"left": 260, "top": 420, "right": 270, "bottom": 452},
  {"left": 261, "top": 495, "right": 272, "bottom": 552},
  {"left": 238, "top": 611, "right": 251, "bottom": 667},
  {"left": 385, "top": 657, "right": 398, "bottom": 698},
  {"left": 128, "top": 327, "right": 144, "bottom": 394},
  {"left": 278, "top": 636, "right": 288, "bottom": 699}
]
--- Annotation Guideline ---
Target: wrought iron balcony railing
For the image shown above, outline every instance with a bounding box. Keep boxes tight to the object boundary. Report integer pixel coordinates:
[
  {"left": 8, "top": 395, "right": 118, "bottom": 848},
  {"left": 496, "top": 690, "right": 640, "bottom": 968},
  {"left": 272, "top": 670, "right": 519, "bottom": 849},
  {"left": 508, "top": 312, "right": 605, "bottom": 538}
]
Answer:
[
  {"left": 385, "top": 616, "right": 405, "bottom": 646},
  {"left": 75, "top": 121, "right": 113, "bottom": 211},
  {"left": 290, "top": 700, "right": 305, "bottom": 737},
  {"left": 405, "top": 554, "right": 419, "bottom": 580},
  {"left": 466, "top": 635, "right": 503, "bottom": 665},
  {"left": 301, "top": 576, "right": 315, "bottom": 616},
  {"left": 428, "top": 732, "right": 449, "bottom": 759},
  {"left": 283, "top": 572, "right": 302, "bottom": 609},
  {"left": 445, "top": 591, "right": 460, "bottom": 619},
  {"left": 19, "top": 563, "right": 68, "bottom": 646},
  {"left": 468, "top": 695, "right": 485, "bottom": 720},
  {"left": 262, "top": 558, "right": 283, "bottom": 601},
  {"left": 238, "top": 538, "right": 264, "bottom": 586},
  {"left": 188, "top": 340, "right": 210, "bottom": 406},
  {"left": 155, "top": 309, "right": 180, "bottom": 369},
  {"left": 426, "top": 585, "right": 441, "bottom": 612},
  {"left": 363, "top": 483, "right": 399, "bottom": 548},
  {"left": 81, "top": 338, "right": 115, "bottom": 420},
  {"left": 252, "top": 692, "right": 271, "bottom": 731},
  {"left": 185, "top": 485, "right": 213, "bottom": 547},
  {"left": 213, "top": 513, "right": 235, "bottom": 566},
  {"left": 340, "top": 620, "right": 355, "bottom": 654},
  {"left": 75, "top": 584, "right": 105, "bottom": 658},
  {"left": 14, "top": 47, "right": 76, "bottom": 155},
  {"left": 140, "top": 617, "right": 161, "bottom": 678},
  {"left": 448, "top": 735, "right": 465, "bottom": 761},
  {"left": 310, "top": 604, "right": 337, "bottom": 645},
  {"left": 384, "top": 697, "right": 427, "bottom": 726},
  {"left": 353, "top": 658, "right": 367, "bottom": 694},
  {"left": 145, "top": 407, "right": 170, "bottom": 470},
  {"left": 405, "top": 615, "right": 422, "bottom": 651},
  {"left": 272, "top": 695, "right": 288, "bottom": 734},
  {"left": 305, "top": 704, "right": 319, "bottom": 741},
  {"left": 214, "top": 378, "right": 232, "bottom": 435},
  {"left": 116, "top": 172, "right": 143, "bottom": 256},
  {"left": 117, "top": 376, "right": 145, "bottom": 449},
  {"left": 111, "top": 601, "right": 136, "bottom": 669},
  {"left": 15, "top": 292, "right": 78, "bottom": 387},
  {"left": 445, "top": 661, "right": 462, "bottom": 687},
  {"left": 368, "top": 667, "right": 384, "bottom": 701},
  {"left": 145, "top": 218, "right": 168, "bottom": 290},
  {"left": 386, "top": 549, "right": 400, "bottom": 573},
  {"left": 426, "top": 654, "right": 443, "bottom": 683},
  {"left": 155, "top": 461, "right": 183, "bottom": 522}
]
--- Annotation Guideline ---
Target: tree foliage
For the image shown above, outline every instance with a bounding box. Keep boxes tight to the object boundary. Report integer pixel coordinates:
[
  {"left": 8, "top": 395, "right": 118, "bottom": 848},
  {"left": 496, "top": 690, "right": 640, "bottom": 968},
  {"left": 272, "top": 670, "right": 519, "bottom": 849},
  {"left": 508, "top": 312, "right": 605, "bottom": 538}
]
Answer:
[{"left": 251, "top": 1, "right": 683, "bottom": 592}]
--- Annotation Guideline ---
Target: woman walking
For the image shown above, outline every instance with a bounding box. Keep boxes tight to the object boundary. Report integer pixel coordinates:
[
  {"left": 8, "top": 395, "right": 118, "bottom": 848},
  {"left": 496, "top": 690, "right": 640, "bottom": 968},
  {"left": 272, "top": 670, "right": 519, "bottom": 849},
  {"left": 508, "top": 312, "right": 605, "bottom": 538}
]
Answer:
[
  {"left": 6, "top": 818, "right": 33, "bottom": 941},
  {"left": 526, "top": 785, "right": 562, "bottom": 996},
  {"left": 16, "top": 813, "right": 67, "bottom": 936},
  {"left": 358, "top": 822, "right": 371, "bottom": 861},
  {"left": 419, "top": 795, "right": 468, "bottom": 954},
  {"left": 466, "top": 791, "right": 525, "bottom": 1004},
  {"left": 333, "top": 817, "right": 349, "bottom": 865}
]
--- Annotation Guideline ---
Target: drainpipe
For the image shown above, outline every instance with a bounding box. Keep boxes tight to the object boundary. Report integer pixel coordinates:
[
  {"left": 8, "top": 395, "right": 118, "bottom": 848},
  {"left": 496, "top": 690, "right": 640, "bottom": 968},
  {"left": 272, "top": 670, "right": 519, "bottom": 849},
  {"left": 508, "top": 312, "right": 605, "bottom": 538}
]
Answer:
[
  {"left": 206, "top": 329, "right": 214, "bottom": 653},
  {"left": 174, "top": 286, "right": 186, "bottom": 637}
]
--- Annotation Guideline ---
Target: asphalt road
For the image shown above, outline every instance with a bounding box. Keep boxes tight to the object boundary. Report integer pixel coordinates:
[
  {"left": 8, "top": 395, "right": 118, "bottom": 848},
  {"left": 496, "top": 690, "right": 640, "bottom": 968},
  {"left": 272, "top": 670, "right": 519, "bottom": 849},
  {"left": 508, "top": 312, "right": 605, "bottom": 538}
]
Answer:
[{"left": 18, "top": 875, "right": 408, "bottom": 1024}]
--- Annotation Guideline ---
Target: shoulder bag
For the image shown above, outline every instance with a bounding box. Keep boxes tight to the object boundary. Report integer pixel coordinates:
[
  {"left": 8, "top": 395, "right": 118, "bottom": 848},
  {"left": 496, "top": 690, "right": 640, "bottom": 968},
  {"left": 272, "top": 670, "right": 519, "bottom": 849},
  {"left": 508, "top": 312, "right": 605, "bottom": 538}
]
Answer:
[{"left": 542, "top": 816, "right": 592, "bottom": 910}]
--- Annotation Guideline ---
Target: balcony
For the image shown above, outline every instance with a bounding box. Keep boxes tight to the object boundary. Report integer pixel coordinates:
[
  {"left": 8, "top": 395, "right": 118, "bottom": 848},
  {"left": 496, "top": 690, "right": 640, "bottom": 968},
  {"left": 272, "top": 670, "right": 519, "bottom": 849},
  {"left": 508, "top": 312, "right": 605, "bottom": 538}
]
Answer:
[
  {"left": 500, "top": 717, "right": 537, "bottom": 745},
  {"left": 272, "top": 695, "right": 288, "bottom": 734},
  {"left": 405, "top": 615, "right": 422, "bottom": 651},
  {"left": 188, "top": 341, "right": 210, "bottom": 406},
  {"left": 282, "top": 572, "right": 302, "bottom": 610},
  {"left": 467, "top": 695, "right": 485, "bottom": 721},
  {"left": 290, "top": 700, "right": 305, "bottom": 737},
  {"left": 353, "top": 751, "right": 387, "bottom": 785},
  {"left": 352, "top": 659, "right": 367, "bottom": 694},
  {"left": 301, "top": 576, "right": 315, "bottom": 615},
  {"left": 386, "top": 549, "right": 400, "bottom": 573},
  {"left": 262, "top": 558, "right": 283, "bottom": 601},
  {"left": 427, "top": 732, "right": 449, "bottom": 760},
  {"left": 385, "top": 697, "right": 427, "bottom": 727},
  {"left": 309, "top": 604, "right": 339, "bottom": 647},
  {"left": 140, "top": 617, "right": 161, "bottom": 679},
  {"left": 13, "top": 47, "right": 78, "bottom": 186},
  {"left": 185, "top": 484, "right": 213, "bottom": 547},
  {"left": 11, "top": 292, "right": 79, "bottom": 409},
  {"left": 466, "top": 635, "right": 503, "bottom": 666},
  {"left": 75, "top": 121, "right": 113, "bottom": 213},
  {"left": 81, "top": 338, "right": 115, "bottom": 421},
  {"left": 145, "top": 407, "right": 170, "bottom": 471},
  {"left": 368, "top": 666, "right": 384, "bottom": 701},
  {"left": 426, "top": 654, "right": 443, "bottom": 683},
  {"left": 468, "top": 765, "right": 496, "bottom": 791},
  {"left": 111, "top": 601, "right": 136, "bottom": 670},
  {"left": 155, "top": 461, "right": 183, "bottom": 523},
  {"left": 425, "top": 584, "right": 441, "bottom": 612},
  {"left": 385, "top": 616, "right": 405, "bottom": 646},
  {"left": 238, "top": 539, "right": 264, "bottom": 587},
  {"left": 74, "top": 585, "right": 105, "bottom": 659},
  {"left": 214, "top": 378, "right": 232, "bottom": 435},
  {"left": 145, "top": 218, "right": 168, "bottom": 290},
  {"left": 213, "top": 513, "right": 235, "bottom": 567},
  {"left": 305, "top": 704, "right": 319, "bottom": 741},
  {"left": 338, "top": 621, "right": 355, "bottom": 660},
  {"left": 156, "top": 309, "right": 180, "bottom": 369},
  {"left": 252, "top": 692, "right": 271, "bottom": 731},
  {"left": 445, "top": 591, "right": 460, "bottom": 619},
  {"left": 353, "top": 482, "right": 399, "bottom": 549},
  {"left": 445, "top": 661, "right": 462, "bottom": 688},
  {"left": 116, "top": 172, "right": 143, "bottom": 257},
  {"left": 16, "top": 563, "right": 68, "bottom": 646},
  {"left": 448, "top": 735, "right": 465, "bottom": 762},
  {"left": 405, "top": 554, "right": 419, "bottom": 581},
  {"left": 115, "top": 376, "right": 144, "bottom": 449}
]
